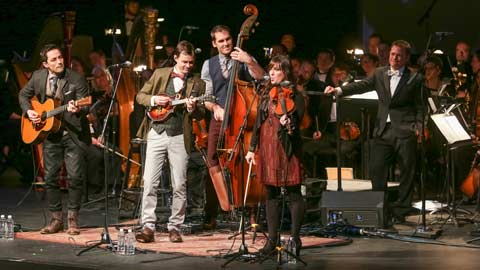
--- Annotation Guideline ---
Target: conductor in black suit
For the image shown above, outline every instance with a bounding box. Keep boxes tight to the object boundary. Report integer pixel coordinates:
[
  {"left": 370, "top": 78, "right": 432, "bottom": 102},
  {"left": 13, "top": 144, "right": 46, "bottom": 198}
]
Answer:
[{"left": 325, "top": 40, "right": 424, "bottom": 222}]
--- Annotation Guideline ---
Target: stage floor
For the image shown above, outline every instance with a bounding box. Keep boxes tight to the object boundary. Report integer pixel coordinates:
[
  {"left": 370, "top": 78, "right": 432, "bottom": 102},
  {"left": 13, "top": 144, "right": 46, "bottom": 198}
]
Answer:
[{"left": 1, "top": 166, "right": 480, "bottom": 270}]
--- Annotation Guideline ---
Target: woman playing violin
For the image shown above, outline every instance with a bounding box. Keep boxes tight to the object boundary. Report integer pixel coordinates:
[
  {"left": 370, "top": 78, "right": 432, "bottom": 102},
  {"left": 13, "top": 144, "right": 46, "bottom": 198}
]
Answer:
[{"left": 245, "top": 55, "right": 305, "bottom": 257}]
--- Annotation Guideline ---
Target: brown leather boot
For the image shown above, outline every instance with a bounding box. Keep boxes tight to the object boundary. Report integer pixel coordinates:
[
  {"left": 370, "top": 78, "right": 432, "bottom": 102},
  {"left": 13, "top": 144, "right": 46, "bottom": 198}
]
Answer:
[
  {"left": 66, "top": 210, "right": 80, "bottom": 235},
  {"left": 40, "top": 211, "right": 64, "bottom": 234}
]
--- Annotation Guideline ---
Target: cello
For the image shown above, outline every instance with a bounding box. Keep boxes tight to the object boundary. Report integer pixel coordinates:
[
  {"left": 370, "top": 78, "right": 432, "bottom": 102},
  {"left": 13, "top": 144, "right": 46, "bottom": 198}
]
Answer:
[{"left": 216, "top": 4, "right": 266, "bottom": 211}]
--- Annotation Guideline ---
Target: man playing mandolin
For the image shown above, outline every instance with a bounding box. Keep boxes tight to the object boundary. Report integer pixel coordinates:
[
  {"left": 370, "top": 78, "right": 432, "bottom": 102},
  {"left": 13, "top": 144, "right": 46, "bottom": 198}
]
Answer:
[
  {"left": 135, "top": 40, "right": 206, "bottom": 243},
  {"left": 18, "top": 44, "right": 91, "bottom": 235}
]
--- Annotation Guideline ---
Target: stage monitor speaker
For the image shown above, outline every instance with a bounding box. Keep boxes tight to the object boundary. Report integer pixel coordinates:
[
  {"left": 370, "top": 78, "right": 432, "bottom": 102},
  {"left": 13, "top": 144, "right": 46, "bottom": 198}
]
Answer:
[{"left": 321, "top": 191, "right": 385, "bottom": 228}]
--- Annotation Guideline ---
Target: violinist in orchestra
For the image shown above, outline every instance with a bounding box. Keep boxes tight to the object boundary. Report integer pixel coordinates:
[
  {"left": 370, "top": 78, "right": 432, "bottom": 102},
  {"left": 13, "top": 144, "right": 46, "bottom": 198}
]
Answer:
[
  {"left": 200, "top": 25, "right": 265, "bottom": 228},
  {"left": 245, "top": 55, "right": 305, "bottom": 257},
  {"left": 303, "top": 63, "right": 359, "bottom": 179},
  {"left": 18, "top": 44, "right": 91, "bottom": 235},
  {"left": 135, "top": 41, "right": 206, "bottom": 243},
  {"left": 325, "top": 40, "right": 425, "bottom": 224}
]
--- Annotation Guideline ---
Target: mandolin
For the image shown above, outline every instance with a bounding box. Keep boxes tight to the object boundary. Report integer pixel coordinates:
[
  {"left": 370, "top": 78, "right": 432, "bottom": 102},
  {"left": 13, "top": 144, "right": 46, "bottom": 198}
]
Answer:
[
  {"left": 146, "top": 93, "right": 215, "bottom": 122},
  {"left": 21, "top": 96, "right": 92, "bottom": 144}
]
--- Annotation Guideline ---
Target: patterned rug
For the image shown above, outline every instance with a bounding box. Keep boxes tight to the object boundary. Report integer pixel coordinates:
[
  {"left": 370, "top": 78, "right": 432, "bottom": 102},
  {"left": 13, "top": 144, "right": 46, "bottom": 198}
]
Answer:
[{"left": 16, "top": 227, "right": 348, "bottom": 257}]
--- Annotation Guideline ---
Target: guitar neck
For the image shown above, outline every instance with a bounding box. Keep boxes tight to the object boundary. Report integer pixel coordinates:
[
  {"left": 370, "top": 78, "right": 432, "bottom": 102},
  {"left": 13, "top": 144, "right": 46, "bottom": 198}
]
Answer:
[{"left": 45, "top": 104, "right": 68, "bottom": 119}]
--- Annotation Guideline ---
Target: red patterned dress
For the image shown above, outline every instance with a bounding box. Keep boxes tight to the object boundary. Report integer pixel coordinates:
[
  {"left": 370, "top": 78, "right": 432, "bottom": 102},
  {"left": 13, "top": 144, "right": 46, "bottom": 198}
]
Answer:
[{"left": 254, "top": 98, "right": 304, "bottom": 187}]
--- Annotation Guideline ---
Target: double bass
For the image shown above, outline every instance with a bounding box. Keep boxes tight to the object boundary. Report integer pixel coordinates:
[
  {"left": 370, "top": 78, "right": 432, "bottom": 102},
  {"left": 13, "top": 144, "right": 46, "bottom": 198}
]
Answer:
[{"left": 216, "top": 4, "right": 266, "bottom": 211}]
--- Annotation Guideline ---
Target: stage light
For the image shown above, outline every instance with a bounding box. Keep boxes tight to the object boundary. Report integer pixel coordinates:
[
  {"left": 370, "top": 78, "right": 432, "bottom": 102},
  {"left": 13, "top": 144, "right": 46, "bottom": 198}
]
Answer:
[
  {"left": 133, "top": 65, "right": 147, "bottom": 72},
  {"left": 433, "top": 49, "right": 444, "bottom": 55},
  {"left": 157, "top": 18, "right": 165, "bottom": 22},
  {"left": 155, "top": 45, "right": 164, "bottom": 50},
  {"left": 104, "top": 28, "right": 121, "bottom": 36}
]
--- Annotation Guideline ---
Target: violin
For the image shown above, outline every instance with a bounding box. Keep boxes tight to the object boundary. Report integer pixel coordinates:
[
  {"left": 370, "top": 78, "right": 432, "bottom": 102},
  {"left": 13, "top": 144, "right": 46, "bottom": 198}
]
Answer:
[
  {"left": 269, "top": 86, "right": 295, "bottom": 134},
  {"left": 192, "top": 119, "right": 208, "bottom": 150},
  {"left": 339, "top": 121, "right": 361, "bottom": 141}
]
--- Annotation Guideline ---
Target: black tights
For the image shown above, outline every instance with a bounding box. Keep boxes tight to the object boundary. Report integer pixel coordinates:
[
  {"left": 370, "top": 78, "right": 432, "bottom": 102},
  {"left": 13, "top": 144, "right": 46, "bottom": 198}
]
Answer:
[{"left": 264, "top": 184, "right": 305, "bottom": 245}]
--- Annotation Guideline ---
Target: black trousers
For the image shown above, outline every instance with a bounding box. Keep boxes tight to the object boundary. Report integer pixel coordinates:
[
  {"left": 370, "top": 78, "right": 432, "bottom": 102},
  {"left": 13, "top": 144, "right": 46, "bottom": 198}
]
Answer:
[
  {"left": 369, "top": 125, "right": 417, "bottom": 217},
  {"left": 43, "top": 133, "right": 86, "bottom": 212}
]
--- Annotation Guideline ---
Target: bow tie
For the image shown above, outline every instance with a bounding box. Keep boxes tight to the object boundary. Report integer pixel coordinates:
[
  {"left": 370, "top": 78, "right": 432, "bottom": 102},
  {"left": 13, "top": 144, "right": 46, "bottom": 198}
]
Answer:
[
  {"left": 171, "top": 72, "right": 185, "bottom": 80},
  {"left": 387, "top": 69, "right": 402, "bottom": 77}
]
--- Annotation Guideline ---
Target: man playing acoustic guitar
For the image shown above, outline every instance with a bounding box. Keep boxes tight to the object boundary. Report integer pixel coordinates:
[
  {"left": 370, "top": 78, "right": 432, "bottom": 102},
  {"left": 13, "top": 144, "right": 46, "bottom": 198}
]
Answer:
[
  {"left": 135, "top": 40, "right": 206, "bottom": 243},
  {"left": 18, "top": 44, "right": 91, "bottom": 235}
]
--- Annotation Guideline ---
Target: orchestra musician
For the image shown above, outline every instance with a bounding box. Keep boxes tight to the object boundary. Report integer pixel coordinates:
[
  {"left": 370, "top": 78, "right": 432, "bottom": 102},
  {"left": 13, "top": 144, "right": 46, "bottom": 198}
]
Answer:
[
  {"left": 200, "top": 25, "right": 265, "bottom": 228},
  {"left": 245, "top": 55, "right": 305, "bottom": 256},
  {"left": 18, "top": 44, "right": 91, "bottom": 235},
  {"left": 325, "top": 40, "right": 425, "bottom": 224},
  {"left": 134, "top": 41, "right": 206, "bottom": 243}
]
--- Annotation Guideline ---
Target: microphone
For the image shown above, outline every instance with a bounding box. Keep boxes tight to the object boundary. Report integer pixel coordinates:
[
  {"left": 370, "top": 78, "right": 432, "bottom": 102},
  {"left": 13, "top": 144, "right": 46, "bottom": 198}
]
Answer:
[
  {"left": 255, "top": 75, "right": 270, "bottom": 83},
  {"left": 109, "top": 61, "right": 132, "bottom": 68},
  {"left": 279, "top": 80, "right": 292, "bottom": 87},
  {"left": 184, "top": 25, "right": 200, "bottom": 30},
  {"left": 435, "top": 31, "right": 454, "bottom": 37}
]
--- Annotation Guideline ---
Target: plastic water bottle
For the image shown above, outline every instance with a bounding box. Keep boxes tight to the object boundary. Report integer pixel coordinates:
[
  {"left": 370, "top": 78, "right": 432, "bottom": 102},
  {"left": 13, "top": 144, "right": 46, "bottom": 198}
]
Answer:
[
  {"left": 0, "top": 215, "right": 5, "bottom": 239},
  {"left": 288, "top": 237, "right": 297, "bottom": 264},
  {"left": 125, "top": 229, "right": 135, "bottom": 255},
  {"left": 117, "top": 228, "right": 126, "bottom": 255},
  {"left": 5, "top": 215, "right": 14, "bottom": 240}
]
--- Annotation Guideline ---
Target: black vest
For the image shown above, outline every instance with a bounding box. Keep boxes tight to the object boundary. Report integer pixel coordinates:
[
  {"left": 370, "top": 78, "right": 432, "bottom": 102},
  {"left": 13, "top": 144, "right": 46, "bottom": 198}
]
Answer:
[
  {"left": 151, "top": 78, "right": 184, "bottom": 136},
  {"left": 208, "top": 55, "right": 253, "bottom": 108}
]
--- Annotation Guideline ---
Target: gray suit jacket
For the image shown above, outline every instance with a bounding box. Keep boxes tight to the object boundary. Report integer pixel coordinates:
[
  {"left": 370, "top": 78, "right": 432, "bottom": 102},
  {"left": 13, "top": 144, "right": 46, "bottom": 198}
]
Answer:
[
  {"left": 341, "top": 66, "right": 424, "bottom": 138},
  {"left": 18, "top": 68, "right": 91, "bottom": 145}
]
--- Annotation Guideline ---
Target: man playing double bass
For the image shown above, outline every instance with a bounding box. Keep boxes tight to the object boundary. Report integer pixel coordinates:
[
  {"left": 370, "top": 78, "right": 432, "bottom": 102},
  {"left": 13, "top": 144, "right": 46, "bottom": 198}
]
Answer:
[{"left": 200, "top": 25, "right": 265, "bottom": 228}]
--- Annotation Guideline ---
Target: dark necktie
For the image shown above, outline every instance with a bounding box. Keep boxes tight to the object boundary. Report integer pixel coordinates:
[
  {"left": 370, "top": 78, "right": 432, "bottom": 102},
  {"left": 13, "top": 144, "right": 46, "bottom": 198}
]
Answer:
[
  {"left": 49, "top": 76, "right": 58, "bottom": 97},
  {"left": 221, "top": 58, "right": 230, "bottom": 78}
]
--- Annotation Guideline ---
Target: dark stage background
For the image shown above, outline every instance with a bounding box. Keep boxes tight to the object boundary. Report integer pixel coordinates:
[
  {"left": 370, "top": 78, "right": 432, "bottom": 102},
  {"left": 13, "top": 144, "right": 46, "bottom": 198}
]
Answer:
[
  {"left": 0, "top": 0, "right": 360, "bottom": 66},
  {"left": 0, "top": 0, "right": 478, "bottom": 70}
]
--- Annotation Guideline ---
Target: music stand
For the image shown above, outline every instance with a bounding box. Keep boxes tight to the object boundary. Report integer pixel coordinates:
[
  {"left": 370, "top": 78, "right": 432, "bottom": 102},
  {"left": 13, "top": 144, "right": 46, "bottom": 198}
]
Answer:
[
  {"left": 430, "top": 111, "right": 474, "bottom": 227},
  {"left": 338, "top": 92, "right": 378, "bottom": 180}
]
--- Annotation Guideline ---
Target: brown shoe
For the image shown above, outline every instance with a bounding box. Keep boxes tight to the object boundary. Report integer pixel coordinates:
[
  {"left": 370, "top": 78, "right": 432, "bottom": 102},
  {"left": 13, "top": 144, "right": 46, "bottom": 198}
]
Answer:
[
  {"left": 66, "top": 210, "right": 80, "bottom": 235},
  {"left": 40, "top": 211, "right": 64, "bottom": 234},
  {"left": 168, "top": 229, "right": 183, "bottom": 243},
  {"left": 135, "top": 227, "right": 155, "bottom": 243}
]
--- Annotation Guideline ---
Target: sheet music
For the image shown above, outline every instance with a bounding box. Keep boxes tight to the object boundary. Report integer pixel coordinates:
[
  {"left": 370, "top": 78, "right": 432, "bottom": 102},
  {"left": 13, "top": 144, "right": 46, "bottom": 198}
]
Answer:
[
  {"left": 431, "top": 113, "right": 471, "bottom": 144},
  {"left": 346, "top": 90, "right": 378, "bottom": 100}
]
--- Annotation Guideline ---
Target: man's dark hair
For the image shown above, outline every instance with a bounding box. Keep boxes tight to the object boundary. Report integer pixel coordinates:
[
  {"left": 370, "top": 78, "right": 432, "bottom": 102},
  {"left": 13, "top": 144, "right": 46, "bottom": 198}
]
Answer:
[{"left": 40, "top": 44, "right": 62, "bottom": 62}]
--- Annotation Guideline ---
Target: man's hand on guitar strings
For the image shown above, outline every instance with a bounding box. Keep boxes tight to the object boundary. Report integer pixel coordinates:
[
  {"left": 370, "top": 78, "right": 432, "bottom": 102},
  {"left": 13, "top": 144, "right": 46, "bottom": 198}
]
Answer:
[{"left": 27, "top": 109, "right": 40, "bottom": 124}]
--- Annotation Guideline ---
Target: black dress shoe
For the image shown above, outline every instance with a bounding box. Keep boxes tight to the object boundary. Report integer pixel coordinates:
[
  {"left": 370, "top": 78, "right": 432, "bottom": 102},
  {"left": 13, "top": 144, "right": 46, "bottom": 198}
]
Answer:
[
  {"left": 259, "top": 240, "right": 276, "bottom": 255},
  {"left": 392, "top": 215, "right": 406, "bottom": 225}
]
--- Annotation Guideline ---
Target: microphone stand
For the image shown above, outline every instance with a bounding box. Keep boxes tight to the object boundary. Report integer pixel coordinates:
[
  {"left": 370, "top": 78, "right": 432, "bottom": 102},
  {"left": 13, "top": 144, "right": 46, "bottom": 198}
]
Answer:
[
  {"left": 222, "top": 84, "right": 260, "bottom": 267},
  {"left": 77, "top": 67, "right": 125, "bottom": 256}
]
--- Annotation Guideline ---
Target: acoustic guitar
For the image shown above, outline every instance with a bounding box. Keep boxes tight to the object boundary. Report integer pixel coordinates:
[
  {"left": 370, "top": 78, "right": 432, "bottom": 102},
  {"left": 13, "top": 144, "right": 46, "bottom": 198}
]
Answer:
[
  {"left": 21, "top": 96, "right": 92, "bottom": 144},
  {"left": 146, "top": 94, "right": 215, "bottom": 122}
]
